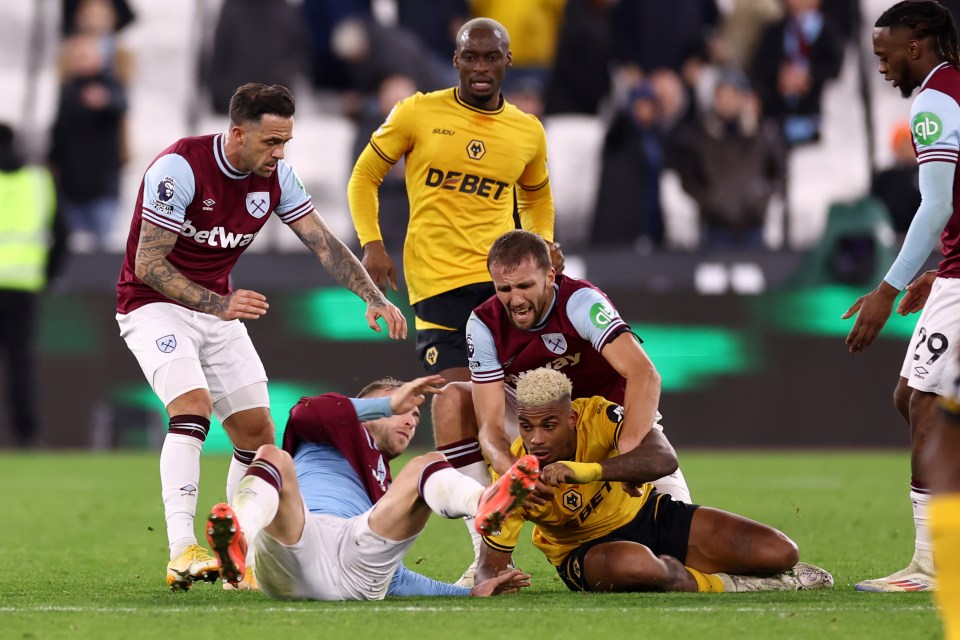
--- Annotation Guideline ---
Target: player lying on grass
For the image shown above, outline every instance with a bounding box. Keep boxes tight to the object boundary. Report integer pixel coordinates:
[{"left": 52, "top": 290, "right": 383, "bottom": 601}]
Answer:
[
  {"left": 476, "top": 367, "right": 835, "bottom": 593},
  {"left": 203, "top": 374, "right": 537, "bottom": 600}
]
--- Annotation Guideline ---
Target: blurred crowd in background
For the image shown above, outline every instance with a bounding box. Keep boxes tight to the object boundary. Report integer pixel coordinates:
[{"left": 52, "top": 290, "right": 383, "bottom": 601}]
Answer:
[{"left": 3, "top": 0, "right": 953, "bottom": 261}]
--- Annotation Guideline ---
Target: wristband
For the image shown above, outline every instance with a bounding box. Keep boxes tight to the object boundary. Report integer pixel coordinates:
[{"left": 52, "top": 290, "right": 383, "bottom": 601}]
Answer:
[{"left": 558, "top": 461, "right": 603, "bottom": 483}]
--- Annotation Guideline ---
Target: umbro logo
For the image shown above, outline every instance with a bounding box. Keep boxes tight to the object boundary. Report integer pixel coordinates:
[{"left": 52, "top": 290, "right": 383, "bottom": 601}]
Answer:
[{"left": 202, "top": 198, "right": 216, "bottom": 211}]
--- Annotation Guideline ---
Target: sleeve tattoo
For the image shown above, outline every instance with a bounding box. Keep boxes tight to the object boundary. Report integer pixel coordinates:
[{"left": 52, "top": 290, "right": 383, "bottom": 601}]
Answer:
[
  {"left": 135, "top": 223, "right": 228, "bottom": 315},
  {"left": 292, "top": 212, "right": 387, "bottom": 305}
]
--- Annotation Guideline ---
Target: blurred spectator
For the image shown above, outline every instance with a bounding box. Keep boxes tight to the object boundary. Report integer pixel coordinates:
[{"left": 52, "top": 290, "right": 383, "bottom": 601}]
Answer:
[
  {"left": 63, "top": 0, "right": 134, "bottom": 84},
  {"left": 396, "top": 0, "right": 469, "bottom": 63},
  {"left": 870, "top": 122, "right": 920, "bottom": 238},
  {"left": 201, "top": 0, "right": 309, "bottom": 115},
  {"left": 469, "top": 0, "right": 567, "bottom": 92},
  {"left": 591, "top": 83, "right": 666, "bottom": 251},
  {"left": 718, "top": 0, "right": 783, "bottom": 70},
  {"left": 49, "top": 34, "right": 128, "bottom": 252},
  {"left": 670, "top": 68, "right": 785, "bottom": 250},
  {"left": 302, "top": 0, "right": 372, "bottom": 91},
  {"left": 611, "top": 0, "right": 720, "bottom": 76},
  {"left": 331, "top": 16, "right": 450, "bottom": 108},
  {"left": 0, "top": 124, "right": 68, "bottom": 448},
  {"left": 749, "top": 0, "right": 844, "bottom": 147},
  {"left": 543, "top": 0, "right": 615, "bottom": 116},
  {"left": 649, "top": 68, "right": 693, "bottom": 133},
  {"left": 61, "top": 0, "right": 134, "bottom": 36},
  {"left": 350, "top": 74, "right": 418, "bottom": 248}
]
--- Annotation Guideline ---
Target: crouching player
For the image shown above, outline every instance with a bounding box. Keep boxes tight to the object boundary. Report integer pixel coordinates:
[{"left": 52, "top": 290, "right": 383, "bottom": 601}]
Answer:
[
  {"left": 477, "top": 368, "right": 835, "bottom": 593},
  {"left": 203, "top": 374, "right": 536, "bottom": 600}
]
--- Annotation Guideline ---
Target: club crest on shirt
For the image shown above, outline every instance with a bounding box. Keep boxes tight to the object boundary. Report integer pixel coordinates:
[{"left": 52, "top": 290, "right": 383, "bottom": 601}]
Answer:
[
  {"left": 156, "top": 334, "right": 177, "bottom": 353},
  {"left": 246, "top": 192, "right": 270, "bottom": 219},
  {"left": 467, "top": 139, "right": 486, "bottom": 160},
  {"left": 541, "top": 333, "right": 567, "bottom": 355}
]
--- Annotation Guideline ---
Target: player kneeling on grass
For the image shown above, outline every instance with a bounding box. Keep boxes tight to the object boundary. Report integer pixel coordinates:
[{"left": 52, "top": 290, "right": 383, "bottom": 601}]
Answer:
[
  {"left": 476, "top": 368, "right": 835, "bottom": 593},
  {"left": 203, "top": 375, "right": 536, "bottom": 601}
]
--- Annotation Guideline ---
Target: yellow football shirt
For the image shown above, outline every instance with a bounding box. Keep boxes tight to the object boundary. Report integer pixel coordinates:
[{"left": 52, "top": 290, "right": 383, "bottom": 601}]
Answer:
[
  {"left": 348, "top": 88, "right": 554, "bottom": 305},
  {"left": 484, "top": 396, "right": 656, "bottom": 566}
]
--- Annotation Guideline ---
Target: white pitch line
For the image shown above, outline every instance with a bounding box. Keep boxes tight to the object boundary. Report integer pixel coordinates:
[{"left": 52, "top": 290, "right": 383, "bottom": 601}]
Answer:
[{"left": 0, "top": 604, "right": 936, "bottom": 614}]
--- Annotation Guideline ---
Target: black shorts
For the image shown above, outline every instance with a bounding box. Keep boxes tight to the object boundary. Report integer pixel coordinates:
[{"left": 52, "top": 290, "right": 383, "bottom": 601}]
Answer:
[
  {"left": 413, "top": 282, "right": 496, "bottom": 374},
  {"left": 557, "top": 492, "right": 699, "bottom": 592}
]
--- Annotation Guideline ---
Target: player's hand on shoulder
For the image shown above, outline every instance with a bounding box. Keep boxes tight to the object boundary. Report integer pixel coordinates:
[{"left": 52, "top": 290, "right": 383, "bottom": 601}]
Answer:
[
  {"left": 365, "top": 297, "right": 407, "bottom": 339},
  {"left": 361, "top": 241, "right": 398, "bottom": 292},
  {"left": 218, "top": 289, "right": 269, "bottom": 321},
  {"left": 390, "top": 375, "right": 445, "bottom": 414},
  {"left": 897, "top": 270, "right": 936, "bottom": 316},
  {"left": 469, "top": 568, "right": 532, "bottom": 597}
]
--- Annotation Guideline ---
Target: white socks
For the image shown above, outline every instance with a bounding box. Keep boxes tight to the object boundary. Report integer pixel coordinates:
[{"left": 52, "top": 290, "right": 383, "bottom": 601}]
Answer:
[
  {"left": 453, "top": 460, "right": 491, "bottom": 557},
  {"left": 911, "top": 490, "right": 935, "bottom": 572},
  {"left": 226, "top": 447, "right": 257, "bottom": 503},
  {"left": 232, "top": 474, "right": 281, "bottom": 544},
  {"left": 161, "top": 419, "right": 207, "bottom": 560},
  {"left": 419, "top": 461, "right": 486, "bottom": 519}
]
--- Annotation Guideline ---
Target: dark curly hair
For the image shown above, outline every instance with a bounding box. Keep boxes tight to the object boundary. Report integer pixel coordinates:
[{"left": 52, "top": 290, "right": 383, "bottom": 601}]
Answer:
[{"left": 876, "top": 0, "right": 960, "bottom": 68}]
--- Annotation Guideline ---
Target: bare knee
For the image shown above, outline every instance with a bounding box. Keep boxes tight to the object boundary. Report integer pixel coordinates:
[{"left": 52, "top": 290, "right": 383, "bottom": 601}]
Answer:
[
  {"left": 409, "top": 451, "right": 447, "bottom": 473},
  {"left": 166, "top": 388, "right": 213, "bottom": 419},
  {"left": 432, "top": 381, "right": 478, "bottom": 445},
  {"left": 222, "top": 407, "right": 275, "bottom": 448},
  {"left": 769, "top": 533, "right": 800, "bottom": 571}
]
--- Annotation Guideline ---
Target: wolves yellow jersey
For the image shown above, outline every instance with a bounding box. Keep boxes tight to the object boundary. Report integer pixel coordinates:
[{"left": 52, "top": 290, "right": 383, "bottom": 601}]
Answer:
[
  {"left": 484, "top": 396, "right": 656, "bottom": 566},
  {"left": 349, "top": 88, "right": 554, "bottom": 305}
]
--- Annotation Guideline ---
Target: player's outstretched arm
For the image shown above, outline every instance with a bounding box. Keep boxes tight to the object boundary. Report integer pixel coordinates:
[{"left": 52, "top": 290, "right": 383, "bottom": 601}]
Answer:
[
  {"left": 470, "top": 569, "right": 531, "bottom": 597},
  {"left": 135, "top": 221, "right": 268, "bottom": 320},
  {"left": 389, "top": 375, "right": 446, "bottom": 414},
  {"left": 289, "top": 211, "right": 407, "bottom": 339},
  {"left": 473, "top": 380, "right": 517, "bottom": 476},
  {"left": 601, "top": 333, "right": 661, "bottom": 454}
]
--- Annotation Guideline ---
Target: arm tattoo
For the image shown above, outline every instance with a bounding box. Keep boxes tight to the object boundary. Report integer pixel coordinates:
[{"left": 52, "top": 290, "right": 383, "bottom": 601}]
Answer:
[
  {"left": 135, "top": 223, "right": 228, "bottom": 315},
  {"left": 293, "top": 212, "right": 387, "bottom": 305}
]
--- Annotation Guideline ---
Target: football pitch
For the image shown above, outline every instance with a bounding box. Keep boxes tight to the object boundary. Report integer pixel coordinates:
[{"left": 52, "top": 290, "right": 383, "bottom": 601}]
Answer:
[{"left": 0, "top": 450, "right": 942, "bottom": 640}]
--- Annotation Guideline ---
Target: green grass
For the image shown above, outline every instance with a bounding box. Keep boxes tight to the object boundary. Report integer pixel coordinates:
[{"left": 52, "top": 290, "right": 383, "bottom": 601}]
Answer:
[{"left": 0, "top": 450, "right": 942, "bottom": 640}]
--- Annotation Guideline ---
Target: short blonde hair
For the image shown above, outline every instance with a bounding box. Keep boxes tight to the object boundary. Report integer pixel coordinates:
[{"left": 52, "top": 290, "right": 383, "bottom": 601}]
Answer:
[{"left": 516, "top": 368, "right": 572, "bottom": 407}]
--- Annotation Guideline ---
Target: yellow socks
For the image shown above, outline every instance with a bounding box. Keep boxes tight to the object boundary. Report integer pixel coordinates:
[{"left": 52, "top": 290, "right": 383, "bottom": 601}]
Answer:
[
  {"left": 932, "top": 494, "right": 960, "bottom": 640},
  {"left": 686, "top": 567, "right": 725, "bottom": 592}
]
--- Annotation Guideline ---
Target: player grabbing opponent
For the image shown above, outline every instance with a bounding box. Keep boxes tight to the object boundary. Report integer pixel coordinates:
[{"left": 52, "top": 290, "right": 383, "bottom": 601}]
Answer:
[
  {"left": 476, "top": 368, "right": 834, "bottom": 593},
  {"left": 432, "top": 230, "right": 690, "bottom": 584}
]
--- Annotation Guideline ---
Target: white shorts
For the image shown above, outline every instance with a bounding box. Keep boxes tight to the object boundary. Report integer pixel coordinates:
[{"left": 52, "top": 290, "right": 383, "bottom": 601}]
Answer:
[
  {"left": 942, "top": 348, "right": 960, "bottom": 403},
  {"left": 253, "top": 507, "right": 416, "bottom": 601},
  {"left": 899, "top": 278, "right": 960, "bottom": 395},
  {"left": 116, "top": 302, "right": 267, "bottom": 412}
]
